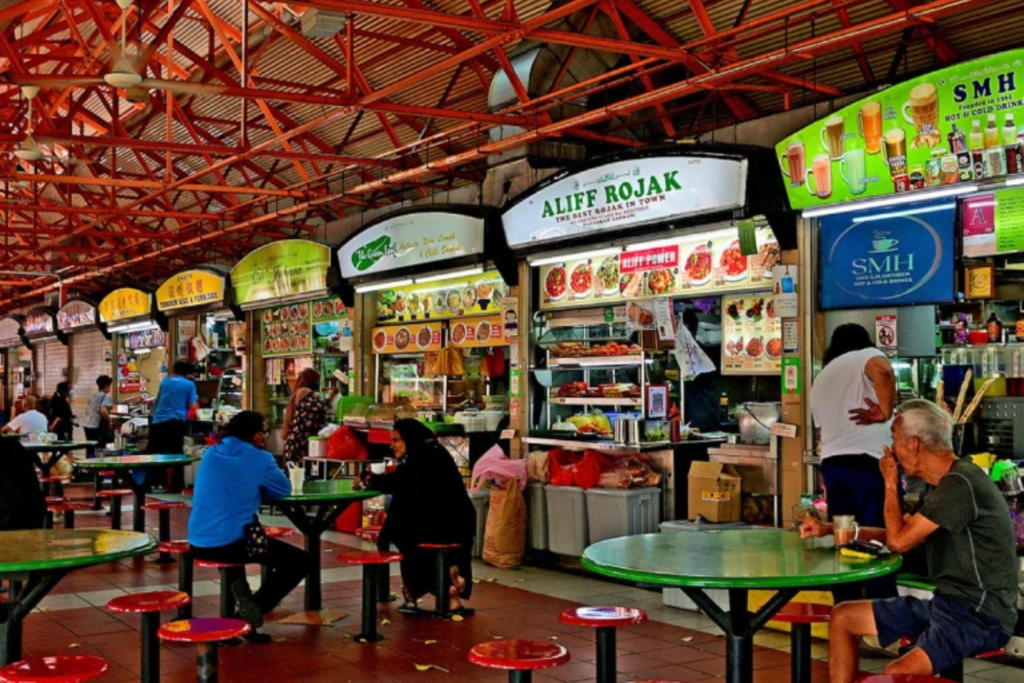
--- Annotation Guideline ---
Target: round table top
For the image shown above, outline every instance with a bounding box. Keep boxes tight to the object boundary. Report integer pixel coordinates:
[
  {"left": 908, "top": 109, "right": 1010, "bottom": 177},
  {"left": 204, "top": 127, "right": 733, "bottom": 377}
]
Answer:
[
  {"left": 581, "top": 529, "right": 902, "bottom": 590},
  {"left": 0, "top": 529, "right": 157, "bottom": 574},
  {"left": 17, "top": 440, "right": 97, "bottom": 452},
  {"left": 277, "top": 479, "right": 380, "bottom": 503},
  {"left": 74, "top": 454, "right": 198, "bottom": 470}
]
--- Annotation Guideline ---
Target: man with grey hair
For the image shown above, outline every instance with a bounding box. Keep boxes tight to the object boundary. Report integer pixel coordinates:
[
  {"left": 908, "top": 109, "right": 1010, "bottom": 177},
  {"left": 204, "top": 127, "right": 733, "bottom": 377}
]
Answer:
[{"left": 801, "top": 399, "right": 1017, "bottom": 683}]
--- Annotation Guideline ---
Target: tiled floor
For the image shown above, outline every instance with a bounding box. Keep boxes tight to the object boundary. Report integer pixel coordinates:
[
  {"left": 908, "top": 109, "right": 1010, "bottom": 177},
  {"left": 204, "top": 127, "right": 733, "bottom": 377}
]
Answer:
[{"left": 14, "top": 486, "right": 1022, "bottom": 682}]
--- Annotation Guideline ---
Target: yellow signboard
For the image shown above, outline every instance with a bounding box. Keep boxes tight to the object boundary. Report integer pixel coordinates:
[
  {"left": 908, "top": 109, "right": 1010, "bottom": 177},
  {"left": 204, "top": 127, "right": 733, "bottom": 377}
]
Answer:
[
  {"left": 99, "top": 288, "right": 152, "bottom": 323},
  {"left": 371, "top": 323, "right": 442, "bottom": 354},
  {"left": 375, "top": 270, "right": 506, "bottom": 323},
  {"left": 450, "top": 315, "right": 506, "bottom": 349},
  {"left": 157, "top": 270, "right": 227, "bottom": 312}
]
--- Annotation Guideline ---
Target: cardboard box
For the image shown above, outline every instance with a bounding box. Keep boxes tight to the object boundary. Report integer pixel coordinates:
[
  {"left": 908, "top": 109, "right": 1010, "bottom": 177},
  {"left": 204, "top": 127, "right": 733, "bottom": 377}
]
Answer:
[{"left": 688, "top": 461, "right": 742, "bottom": 522}]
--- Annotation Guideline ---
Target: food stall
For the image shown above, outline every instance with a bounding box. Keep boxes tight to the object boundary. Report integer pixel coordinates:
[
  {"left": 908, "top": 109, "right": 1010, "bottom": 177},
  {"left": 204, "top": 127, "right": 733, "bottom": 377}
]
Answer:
[
  {"left": 0, "top": 316, "right": 27, "bottom": 421},
  {"left": 56, "top": 299, "right": 112, "bottom": 440},
  {"left": 156, "top": 267, "right": 246, "bottom": 425},
  {"left": 22, "top": 308, "right": 66, "bottom": 405},
  {"left": 775, "top": 47, "right": 1024, "bottom": 648},
  {"left": 230, "top": 240, "right": 353, "bottom": 451},
  {"left": 501, "top": 144, "right": 793, "bottom": 548},
  {"left": 339, "top": 206, "right": 517, "bottom": 479}
]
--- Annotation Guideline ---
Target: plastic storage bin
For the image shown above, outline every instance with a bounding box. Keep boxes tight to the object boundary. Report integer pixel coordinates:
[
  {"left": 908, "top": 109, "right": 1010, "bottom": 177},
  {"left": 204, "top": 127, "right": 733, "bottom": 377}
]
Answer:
[
  {"left": 544, "top": 485, "right": 588, "bottom": 556},
  {"left": 469, "top": 489, "right": 490, "bottom": 559},
  {"left": 585, "top": 487, "right": 662, "bottom": 544},
  {"left": 525, "top": 483, "right": 548, "bottom": 551}
]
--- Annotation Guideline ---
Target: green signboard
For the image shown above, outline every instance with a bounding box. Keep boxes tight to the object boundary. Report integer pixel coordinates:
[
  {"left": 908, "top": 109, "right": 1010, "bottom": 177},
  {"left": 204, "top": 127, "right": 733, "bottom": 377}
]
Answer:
[
  {"left": 231, "top": 240, "right": 332, "bottom": 305},
  {"left": 777, "top": 48, "right": 1024, "bottom": 210}
]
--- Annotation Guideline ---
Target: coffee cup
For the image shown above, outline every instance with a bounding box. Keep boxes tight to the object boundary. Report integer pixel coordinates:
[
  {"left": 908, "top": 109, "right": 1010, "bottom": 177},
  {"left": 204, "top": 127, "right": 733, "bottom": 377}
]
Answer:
[
  {"left": 872, "top": 237, "right": 899, "bottom": 252},
  {"left": 833, "top": 515, "right": 859, "bottom": 547}
]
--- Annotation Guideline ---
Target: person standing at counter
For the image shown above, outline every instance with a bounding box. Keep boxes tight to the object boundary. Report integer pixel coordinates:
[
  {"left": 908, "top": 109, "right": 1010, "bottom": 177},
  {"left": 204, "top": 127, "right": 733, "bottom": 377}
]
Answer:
[
  {"left": 83, "top": 375, "right": 113, "bottom": 447},
  {"left": 282, "top": 368, "right": 337, "bottom": 463},
  {"left": 148, "top": 362, "right": 199, "bottom": 455},
  {"left": 681, "top": 309, "right": 722, "bottom": 434},
  {"left": 811, "top": 323, "right": 898, "bottom": 605},
  {"left": 361, "top": 419, "right": 476, "bottom": 616},
  {"left": 48, "top": 382, "right": 74, "bottom": 441}
]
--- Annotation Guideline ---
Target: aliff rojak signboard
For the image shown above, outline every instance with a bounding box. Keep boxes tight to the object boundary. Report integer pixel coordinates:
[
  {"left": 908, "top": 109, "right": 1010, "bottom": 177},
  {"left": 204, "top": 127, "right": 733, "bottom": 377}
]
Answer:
[
  {"left": 231, "top": 240, "right": 332, "bottom": 306},
  {"left": 339, "top": 212, "right": 485, "bottom": 279},
  {"left": 502, "top": 154, "right": 748, "bottom": 248},
  {"left": 777, "top": 48, "right": 1024, "bottom": 209}
]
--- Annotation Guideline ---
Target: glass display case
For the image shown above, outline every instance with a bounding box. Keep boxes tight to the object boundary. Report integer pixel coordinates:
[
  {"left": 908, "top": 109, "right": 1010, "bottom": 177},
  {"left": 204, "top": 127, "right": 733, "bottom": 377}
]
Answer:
[{"left": 377, "top": 356, "right": 447, "bottom": 410}]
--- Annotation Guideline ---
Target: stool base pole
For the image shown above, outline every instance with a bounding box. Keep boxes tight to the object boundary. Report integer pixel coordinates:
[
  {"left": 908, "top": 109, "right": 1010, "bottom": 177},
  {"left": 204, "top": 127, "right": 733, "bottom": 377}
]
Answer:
[
  {"left": 197, "top": 643, "right": 218, "bottom": 683},
  {"left": 434, "top": 549, "right": 449, "bottom": 619},
  {"left": 141, "top": 612, "right": 160, "bottom": 683},
  {"left": 65, "top": 510, "right": 76, "bottom": 529},
  {"left": 791, "top": 623, "right": 811, "bottom": 683},
  {"left": 178, "top": 553, "right": 194, "bottom": 619},
  {"left": 110, "top": 496, "right": 122, "bottom": 531},
  {"left": 156, "top": 509, "right": 173, "bottom": 563},
  {"left": 356, "top": 565, "right": 383, "bottom": 643},
  {"left": 596, "top": 627, "right": 616, "bottom": 683},
  {"left": 509, "top": 671, "right": 532, "bottom": 683}
]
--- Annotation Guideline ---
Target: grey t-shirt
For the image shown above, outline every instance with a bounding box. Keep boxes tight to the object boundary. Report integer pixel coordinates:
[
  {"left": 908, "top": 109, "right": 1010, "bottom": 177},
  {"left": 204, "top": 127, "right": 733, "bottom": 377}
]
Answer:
[
  {"left": 915, "top": 458, "right": 1019, "bottom": 634},
  {"left": 83, "top": 391, "right": 112, "bottom": 429}
]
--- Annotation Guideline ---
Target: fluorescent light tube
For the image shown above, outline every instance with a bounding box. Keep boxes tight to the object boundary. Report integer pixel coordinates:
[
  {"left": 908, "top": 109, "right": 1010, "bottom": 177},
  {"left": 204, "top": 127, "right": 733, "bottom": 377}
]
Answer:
[
  {"left": 802, "top": 185, "right": 977, "bottom": 219},
  {"left": 414, "top": 267, "right": 484, "bottom": 284},
  {"left": 529, "top": 247, "right": 622, "bottom": 267},
  {"left": 355, "top": 279, "right": 413, "bottom": 293}
]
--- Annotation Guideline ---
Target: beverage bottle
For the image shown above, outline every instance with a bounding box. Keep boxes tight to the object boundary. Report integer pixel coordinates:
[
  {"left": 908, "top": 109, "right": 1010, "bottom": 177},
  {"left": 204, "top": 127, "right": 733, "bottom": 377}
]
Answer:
[
  {"left": 987, "top": 311, "right": 1003, "bottom": 344},
  {"left": 985, "top": 114, "right": 1005, "bottom": 177},
  {"left": 985, "top": 113, "right": 1000, "bottom": 146},
  {"left": 1016, "top": 303, "right": 1024, "bottom": 342},
  {"left": 969, "top": 120, "right": 986, "bottom": 178},
  {"left": 1005, "top": 114, "right": 1022, "bottom": 175},
  {"left": 719, "top": 393, "right": 729, "bottom": 422}
]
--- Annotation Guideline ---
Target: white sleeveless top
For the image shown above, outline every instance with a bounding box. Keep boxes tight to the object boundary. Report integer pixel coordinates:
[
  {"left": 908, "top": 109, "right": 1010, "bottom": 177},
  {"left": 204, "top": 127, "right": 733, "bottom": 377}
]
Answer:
[{"left": 811, "top": 347, "right": 892, "bottom": 460}]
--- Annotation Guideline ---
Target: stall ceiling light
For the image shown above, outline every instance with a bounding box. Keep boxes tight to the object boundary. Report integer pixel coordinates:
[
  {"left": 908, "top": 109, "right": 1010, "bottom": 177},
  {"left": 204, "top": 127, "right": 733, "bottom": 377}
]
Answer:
[
  {"left": 801, "top": 185, "right": 977, "bottom": 219},
  {"left": 414, "top": 267, "right": 484, "bottom": 284},
  {"left": 355, "top": 278, "right": 413, "bottom": 293},
  {"left": 851, "top": 203, "right": 956, "bottom": 224},
  {"left": 1005, "top": 176, "right": 1024, "bottom": 187},
  {"left": 628, "top": 226, "right": 753, "bottom": 252},
  {"left": 106, "top": 320, "right": 158, "bottom": 334},
  {"left": 529, "top": 247, "right": 622, "bottom": 267}
]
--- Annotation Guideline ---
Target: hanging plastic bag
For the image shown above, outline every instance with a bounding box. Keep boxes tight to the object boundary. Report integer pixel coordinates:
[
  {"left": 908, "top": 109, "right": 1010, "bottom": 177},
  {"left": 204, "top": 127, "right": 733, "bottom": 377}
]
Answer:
[
  {"left": 325, "top": 426, "right": 368, "bottom": 460},
  {"left": 548, "top": 449, "right": 583, "bottom": 486},
  {"left": 470, "top": 445, "right": 528, "bottom": 491},
  {"left": 674, "top": 322, "right": 716, "bottom": 381},
  {"left": 573, "top": 449, "right": 613, "bottom": 489}
]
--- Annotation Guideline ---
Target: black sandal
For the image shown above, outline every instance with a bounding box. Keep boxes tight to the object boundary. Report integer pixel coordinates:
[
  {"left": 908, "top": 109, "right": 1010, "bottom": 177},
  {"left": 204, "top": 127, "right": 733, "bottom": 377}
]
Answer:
[{"left": 398, "top": 602, "right": 424, "bottom": 615}]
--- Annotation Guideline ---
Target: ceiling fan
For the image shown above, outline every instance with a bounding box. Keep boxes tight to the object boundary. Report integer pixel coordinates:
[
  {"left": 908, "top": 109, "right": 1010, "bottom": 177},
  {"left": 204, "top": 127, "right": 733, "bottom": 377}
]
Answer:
[
  {"left": 14, "top": 85, "right": 45, "bottom": 162},
  {"left": 105, "top": 0, "right": 143, "bottom": 89}
]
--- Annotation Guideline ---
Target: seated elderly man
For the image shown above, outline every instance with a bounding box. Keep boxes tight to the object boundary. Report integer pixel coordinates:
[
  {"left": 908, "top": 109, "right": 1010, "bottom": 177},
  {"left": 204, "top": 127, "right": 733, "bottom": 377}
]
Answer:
[{"left": 800, "top": 399, "right": 1017, "bottom": 683}]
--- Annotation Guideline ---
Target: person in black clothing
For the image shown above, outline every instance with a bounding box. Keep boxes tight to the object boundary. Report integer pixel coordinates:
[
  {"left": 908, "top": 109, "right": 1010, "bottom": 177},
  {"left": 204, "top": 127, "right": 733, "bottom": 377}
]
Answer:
[
  {"left": 362, "top": 419, "right": 476, "bottom": 615},
  {"left": 682, "top": 309, "right": 722, "bottom": 434},
  {"left": 48, "top": 382, "right": 74, "bottom": 442},
  {"left": 0, "top": 440, "right": 46, "bottom": 531}
]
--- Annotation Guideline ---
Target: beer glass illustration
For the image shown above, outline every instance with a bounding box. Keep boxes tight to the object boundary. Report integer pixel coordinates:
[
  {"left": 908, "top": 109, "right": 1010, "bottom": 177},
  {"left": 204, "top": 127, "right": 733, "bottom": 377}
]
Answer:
[
  {"left": 902, "top": 82, "right": 940, "bottom": 142},
  {"left": 805, "top": 154, "right": 833, "bottom": 199},
  {"left": 820, "top": 116, "right": 846, "bottom": 160},
  {"left": 858, "top": 101, "right": 883, "bottom": 154},
  {"left": 780, "top": 141, "right": 807, "bottom": 186},
  {"left": 883, "top": 129, "right": 908, "bottom": 176},
  {"left": 840, "top": 149, "right": 867, "bottom": 195}
]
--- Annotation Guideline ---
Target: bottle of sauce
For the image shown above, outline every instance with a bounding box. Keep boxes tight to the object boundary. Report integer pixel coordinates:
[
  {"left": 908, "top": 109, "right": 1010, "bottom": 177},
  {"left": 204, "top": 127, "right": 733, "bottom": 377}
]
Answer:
[
  {"left": 969, "top": 119, "right": 986, "bottom": 178},
  {"left": 987, "top": 311, "right": 1003, "bottom": 344},
  {"left": 1016, "top": 304, "right": 1024, "bottom": 342},
  {"left": 719, "top": 393, "right": 730, "bottom": 423},
  {"left": 1006, "top": 113, "right": 1022, "bottom": 175}
]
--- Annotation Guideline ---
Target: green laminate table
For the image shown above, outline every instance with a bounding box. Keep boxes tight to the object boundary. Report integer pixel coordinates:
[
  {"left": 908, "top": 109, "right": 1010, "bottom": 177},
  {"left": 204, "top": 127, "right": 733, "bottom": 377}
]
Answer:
[
  {"left": 17, "top": 441, "right": 98, "bottom": 495},
  {"left": 582, "top": 530, "right": 902, "bottom": 683},
  {"left": 0, "top": 529, "right": 156, "bottom": 665},
  {"left": 74, "top": 455, "right": 198, "bottom": 533},
  {"left": 273, "top": 480, "right": 379, "bottom": 613}
]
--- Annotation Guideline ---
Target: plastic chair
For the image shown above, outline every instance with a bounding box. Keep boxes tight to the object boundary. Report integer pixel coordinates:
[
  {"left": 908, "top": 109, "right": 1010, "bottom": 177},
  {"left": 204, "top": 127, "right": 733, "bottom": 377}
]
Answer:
[
  {"left": 468, "top": 640, "right": 571, "bottom": 683},
  {"left": 0, "top": 655, "right": 109, "bottom": 683},
  {"left": 95, "top": 489, "right": 133, "bottom": 530},
  {"left": 158, "top": 541, "right": 194, "bottom": 619},
  {"left": 560, "top": 606, "right": 647, "bottom": 683},
  {"left": 771, "top": 603, "right": 832, "bottom": 683},
  {"left": 157, "top": 618, "right": 251, "bottom": 683},
  {"left": 336, "top": 550, "right": 403, "bottom": 642},
  {"left": 107, "top": 590, "right": 191, "bottom": 683},
  {"left": 141, "top": 501, "right": 187, "bottom": 562},
  {"left": 37, "top": 475, "right": 71, "bottom": 498},
  {"left": 45, "top": 503, "right": 92, "bottom": 530}
]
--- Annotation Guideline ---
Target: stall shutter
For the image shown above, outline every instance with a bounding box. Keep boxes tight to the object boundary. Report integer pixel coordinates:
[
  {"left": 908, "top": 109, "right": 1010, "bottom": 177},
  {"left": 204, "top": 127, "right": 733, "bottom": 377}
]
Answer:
[
  {"left": 36, "top": 341, "right": 68, "bottom": 398},
  {"left": 70, "top": 329, "right": 111, "bottom": 440}
]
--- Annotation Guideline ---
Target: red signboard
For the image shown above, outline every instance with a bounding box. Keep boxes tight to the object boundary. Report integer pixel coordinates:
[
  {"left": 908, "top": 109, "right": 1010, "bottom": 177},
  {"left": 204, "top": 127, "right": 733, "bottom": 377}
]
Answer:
[{"left": 619, "top": 245, "right": 678, "bottom": 273}]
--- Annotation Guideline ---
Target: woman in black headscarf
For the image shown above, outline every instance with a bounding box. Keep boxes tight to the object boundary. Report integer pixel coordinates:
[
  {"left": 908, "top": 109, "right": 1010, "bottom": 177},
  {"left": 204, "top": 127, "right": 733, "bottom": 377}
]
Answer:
[
  {"left": 362, "top": 419, "right": 475, "bottom": 615},
  {"left": 0, "top": 440, "right": 46, "bottom": 531}
]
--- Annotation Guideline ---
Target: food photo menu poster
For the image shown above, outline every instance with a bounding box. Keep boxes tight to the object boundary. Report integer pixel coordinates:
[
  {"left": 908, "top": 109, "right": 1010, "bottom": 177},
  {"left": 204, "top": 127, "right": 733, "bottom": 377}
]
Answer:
[
  {"left": 721, "top": 292, "right": 782, "bottom": 376},
  {"left": 538, "top": 228, "right": 779, "bottom": 311}
]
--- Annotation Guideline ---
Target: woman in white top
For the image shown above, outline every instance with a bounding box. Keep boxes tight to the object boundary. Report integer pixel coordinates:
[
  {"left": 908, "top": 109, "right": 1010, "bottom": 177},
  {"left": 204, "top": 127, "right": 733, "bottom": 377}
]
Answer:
[{"left": 811, "top": 323, "right": 898, "bottom": 603}]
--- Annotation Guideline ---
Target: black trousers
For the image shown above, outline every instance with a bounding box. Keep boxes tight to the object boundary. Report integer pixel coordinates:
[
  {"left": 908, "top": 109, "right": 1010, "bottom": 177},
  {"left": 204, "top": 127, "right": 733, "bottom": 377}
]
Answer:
[
  {"left": 191, "top": 538, "right": 308, "bottom": 615},
  {"left": 148, "top": 419, "right": 187, "bottom": 454},
  {"left": 84, "top": 426, "right": 112, "bottom": 449}
]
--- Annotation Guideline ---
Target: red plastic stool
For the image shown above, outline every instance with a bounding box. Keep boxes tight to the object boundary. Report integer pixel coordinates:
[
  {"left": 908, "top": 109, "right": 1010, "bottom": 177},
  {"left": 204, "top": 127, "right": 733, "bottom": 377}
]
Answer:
[
  {"left": 95, "top": 489, "right": 133, "bottom": 530},
  {"left": 263, "top": 526, "right": 295, "bottom": 539},
  {"left": 468, "top": 640, "right": 571, "bottom": 683},
  {"left": 336, "top": 550, "right": 403, "bottom": 642},
  {"left": 0, "top": 655, "right": 109, "bottom": 682},
  {"left": 416, "top": 543, "right": 469, "bottom": 619},
  {"left": 159, "top": 541, "right": 194, "bottom": 619},
  {"left": 560, "top": 606, "right": 647, "bottom": 683},
  {"left": 195, "top": 559, "right": 246, "bottom": 619},
  {"left": 45, "top": 503, "right": 92, "bottom": 530},
  {"left": 158, "top": 618, "right": 251, "bottom": 683},
  {"left": 107, "top": 590, "right": 191, "bottom": 683},
  {"left": 898, "top": 638, "right": 1003, "bottom": 682},
  {"left": 771, "top": 603, "right": 831, "bottom": 683},
  {"left": 855, "top": 676, "right": 957, "bottom": 683},
  {"left": 141, "top": 501, "right": 187, "bottom": 562},
  {"left": 38, "top": 475, "right": 71, "bottom": 498}
]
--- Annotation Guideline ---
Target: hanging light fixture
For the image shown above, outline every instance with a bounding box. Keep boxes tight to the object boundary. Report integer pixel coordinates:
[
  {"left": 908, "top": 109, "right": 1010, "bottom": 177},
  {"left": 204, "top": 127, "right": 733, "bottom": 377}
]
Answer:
[
  {"left": 14, "top": 85, "right": 44, "bottom": 162},
  {"left": 104, "top": 0, "right": 142, "bottom": 89}
]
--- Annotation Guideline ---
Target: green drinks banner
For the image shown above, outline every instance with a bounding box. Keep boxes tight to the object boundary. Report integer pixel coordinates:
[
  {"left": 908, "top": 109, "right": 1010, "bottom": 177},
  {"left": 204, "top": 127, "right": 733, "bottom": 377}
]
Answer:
[{"left": 777, "top": 48, "right": 1024, "bottom": 210}]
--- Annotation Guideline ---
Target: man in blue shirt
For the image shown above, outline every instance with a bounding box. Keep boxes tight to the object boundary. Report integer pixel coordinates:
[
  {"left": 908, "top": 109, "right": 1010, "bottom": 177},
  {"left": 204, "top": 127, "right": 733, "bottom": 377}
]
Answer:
[
  {"left": 148, "top": 361, "right": 199, "bottom": 456},
  {"left": 189, "top": 411, "right": 306, "bottom": 643}
]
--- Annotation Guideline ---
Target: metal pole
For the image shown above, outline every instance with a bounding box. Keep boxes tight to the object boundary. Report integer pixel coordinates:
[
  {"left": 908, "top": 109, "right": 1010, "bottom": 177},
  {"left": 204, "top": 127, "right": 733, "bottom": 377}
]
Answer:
[
  {"left": 595, "top": 627, "right": 616, "bottom": 683},
  {"left": 791, "top": 623, "right": 811, "bottom": 683},
  {"left": 178, "top": 552, "right": 194, "bottom": 619},
  {"left": 305, "top": 531, "right": 322, "bottom": 611},
  {"left": 726, "top": 588, "right": 752, "bottom": 683},
  {"left": 141, "top": 612, "right": 160, "bottom": 683},
  {"left": 197, "top": 643, "right": 218, "bottom": 683},
  {"left": 111, "top": 495, "right": 122, "bottom": 531},
  {"left": 357, "top": 564, "right": 382, "bottom": 642},
  {"left": 434, "top": 548, "right": 448, "bottom": 618}
]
